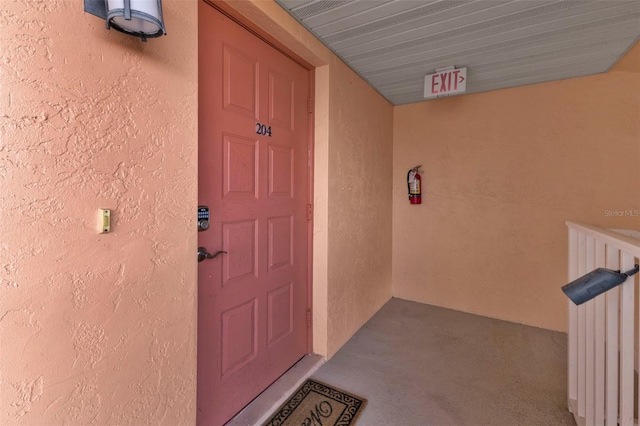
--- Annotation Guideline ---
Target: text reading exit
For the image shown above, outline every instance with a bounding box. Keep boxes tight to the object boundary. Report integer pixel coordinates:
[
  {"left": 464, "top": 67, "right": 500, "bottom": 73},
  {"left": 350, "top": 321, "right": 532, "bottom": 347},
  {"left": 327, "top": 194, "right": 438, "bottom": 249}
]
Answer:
[{"left": 424, "top": 67, "right": 467, "bottom": 99}]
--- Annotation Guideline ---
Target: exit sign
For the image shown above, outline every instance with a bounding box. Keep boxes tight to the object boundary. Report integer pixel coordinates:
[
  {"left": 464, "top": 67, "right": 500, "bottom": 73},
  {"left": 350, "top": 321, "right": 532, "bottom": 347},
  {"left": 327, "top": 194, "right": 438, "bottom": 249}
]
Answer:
[{"left": 424, "top": 67, "right": 467, "bottom": 99}]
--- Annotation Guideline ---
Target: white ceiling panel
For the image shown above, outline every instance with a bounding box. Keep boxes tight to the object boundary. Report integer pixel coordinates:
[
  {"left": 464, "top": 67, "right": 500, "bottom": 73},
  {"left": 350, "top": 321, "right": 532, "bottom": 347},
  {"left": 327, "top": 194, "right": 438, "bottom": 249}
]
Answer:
[
  {"left": 300, "top": 0, "right": 392, "bottom": 29},
  {"left": 374, "top": 34, "right": 632, "bottom": 90},
  {"left": 365, "top": 21, "right": 639, "bottom": 83},
  {"left": 276, "top": 0, "right": 640, "bottom": 105},
  {"left": 355, "top": 15, "right": 639, "bottom": 72},
  {"left": 342, "top": 2, "right": 635, "bottom": 61},
  {"left": 310, "top": 1, "right": 426, "bottom": 35}
]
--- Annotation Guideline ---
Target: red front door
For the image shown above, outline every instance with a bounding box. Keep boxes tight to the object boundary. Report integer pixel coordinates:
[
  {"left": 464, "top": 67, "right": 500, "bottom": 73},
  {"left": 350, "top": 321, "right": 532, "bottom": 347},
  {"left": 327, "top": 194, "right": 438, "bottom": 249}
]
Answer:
[{"left": 197, "top": 3, "right": 312, "bottom": 425}]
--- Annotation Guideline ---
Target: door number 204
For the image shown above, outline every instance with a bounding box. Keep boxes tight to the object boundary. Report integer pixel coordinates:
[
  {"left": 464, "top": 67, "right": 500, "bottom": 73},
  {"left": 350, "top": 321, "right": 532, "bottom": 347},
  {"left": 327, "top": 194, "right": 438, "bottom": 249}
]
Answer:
[{"left": 256, "top": 122, "right": 272, "bottom": 137}]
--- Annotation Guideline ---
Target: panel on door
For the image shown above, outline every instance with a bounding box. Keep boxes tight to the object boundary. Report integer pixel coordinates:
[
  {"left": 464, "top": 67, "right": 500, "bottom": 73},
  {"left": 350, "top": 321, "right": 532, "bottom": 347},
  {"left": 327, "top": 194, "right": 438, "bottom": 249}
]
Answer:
[{"left": 197, "top": 2, "right": 311, "bottom": 425}]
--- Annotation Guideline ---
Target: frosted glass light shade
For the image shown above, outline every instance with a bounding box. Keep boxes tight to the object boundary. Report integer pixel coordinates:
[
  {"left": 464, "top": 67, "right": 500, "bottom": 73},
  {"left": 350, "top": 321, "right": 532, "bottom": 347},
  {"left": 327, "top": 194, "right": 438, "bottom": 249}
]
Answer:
[{"left": 106, "top": 0, "right": 166, "bottom": 41}]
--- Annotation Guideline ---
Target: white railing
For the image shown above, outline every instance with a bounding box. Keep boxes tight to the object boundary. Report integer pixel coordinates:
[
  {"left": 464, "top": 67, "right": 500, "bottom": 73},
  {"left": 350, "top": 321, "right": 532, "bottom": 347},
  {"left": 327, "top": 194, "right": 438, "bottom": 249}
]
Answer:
[{"left": 566, "top": 221, "right": 640, "bottom": 426}]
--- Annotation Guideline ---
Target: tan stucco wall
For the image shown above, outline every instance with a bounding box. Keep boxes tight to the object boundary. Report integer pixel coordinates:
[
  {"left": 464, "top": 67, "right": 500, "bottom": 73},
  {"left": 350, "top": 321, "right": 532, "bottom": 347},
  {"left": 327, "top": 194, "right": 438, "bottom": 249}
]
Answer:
[
  {"left": 325, "top": 66, "right": 394, "bottom": 356},
  {"left": 218, "top": 0, "right": 394, "bottom": 358},
  {"left": 392, "top": 42, "right": 640, "bottom": 332},
  {"left": 1, "top": 0, "right": 198, "bottom": 424}
]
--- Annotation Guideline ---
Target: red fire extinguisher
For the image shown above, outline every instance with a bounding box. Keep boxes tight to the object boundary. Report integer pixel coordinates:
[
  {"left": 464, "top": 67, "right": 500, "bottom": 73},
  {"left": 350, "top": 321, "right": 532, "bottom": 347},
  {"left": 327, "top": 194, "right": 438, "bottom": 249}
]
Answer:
[{"left": 407, "top": 166, "right": 423, "bottom": 204}]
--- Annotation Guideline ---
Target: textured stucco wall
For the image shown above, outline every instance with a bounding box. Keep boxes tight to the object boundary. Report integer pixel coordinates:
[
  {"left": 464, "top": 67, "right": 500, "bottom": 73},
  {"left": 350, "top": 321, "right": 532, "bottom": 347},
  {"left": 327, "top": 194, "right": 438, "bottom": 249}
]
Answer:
[
  {"left": 0, "top": 0, "right": 198, "bottom": 424},
  {"left": 392, "top": 42, "right": 640, "bottom": 332},
  {"left": 325, "top": 63, "right": 394, "bottom": 357},
  {"left": 217, "top": 0, "right": 394, "bottom": 358}
]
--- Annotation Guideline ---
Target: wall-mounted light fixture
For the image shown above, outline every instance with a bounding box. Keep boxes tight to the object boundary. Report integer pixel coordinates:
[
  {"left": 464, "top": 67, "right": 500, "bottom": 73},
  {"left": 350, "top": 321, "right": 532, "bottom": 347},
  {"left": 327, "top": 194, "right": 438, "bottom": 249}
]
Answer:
[
  {"left": 84, "top": 0, "right": 166, "bottom": 42},
  {"left": 562, "top": 265, "right": 639, "bottom": 305}
]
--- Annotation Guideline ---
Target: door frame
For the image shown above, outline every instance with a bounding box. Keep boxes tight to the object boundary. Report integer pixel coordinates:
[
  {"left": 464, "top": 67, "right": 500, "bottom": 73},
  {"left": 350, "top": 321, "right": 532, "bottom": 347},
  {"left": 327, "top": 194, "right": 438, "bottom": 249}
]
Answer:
[{"left": 200, "top": 0, "right": 315, "bottom": 353}]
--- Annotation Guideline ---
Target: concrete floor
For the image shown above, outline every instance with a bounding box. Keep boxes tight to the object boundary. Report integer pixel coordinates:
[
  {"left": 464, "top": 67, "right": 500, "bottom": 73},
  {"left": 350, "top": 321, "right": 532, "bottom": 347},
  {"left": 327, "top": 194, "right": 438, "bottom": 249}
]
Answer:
[{"left": 231, "top": 298, "right": 576, "bottom": 426}]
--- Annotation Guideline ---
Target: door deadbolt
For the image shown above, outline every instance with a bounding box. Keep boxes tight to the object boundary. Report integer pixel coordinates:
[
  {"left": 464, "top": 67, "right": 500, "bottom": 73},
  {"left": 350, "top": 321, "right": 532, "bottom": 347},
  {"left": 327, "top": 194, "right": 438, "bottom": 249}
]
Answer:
[{"left": 198, "top": 206, "right": 210, "bottom": 232}]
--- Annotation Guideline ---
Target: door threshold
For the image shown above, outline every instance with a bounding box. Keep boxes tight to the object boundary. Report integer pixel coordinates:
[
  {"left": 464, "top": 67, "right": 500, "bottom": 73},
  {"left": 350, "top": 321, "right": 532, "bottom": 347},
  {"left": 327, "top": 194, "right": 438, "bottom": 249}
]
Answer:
[{"left": 226, "top": 354, "right": 325, "bottom": 426}]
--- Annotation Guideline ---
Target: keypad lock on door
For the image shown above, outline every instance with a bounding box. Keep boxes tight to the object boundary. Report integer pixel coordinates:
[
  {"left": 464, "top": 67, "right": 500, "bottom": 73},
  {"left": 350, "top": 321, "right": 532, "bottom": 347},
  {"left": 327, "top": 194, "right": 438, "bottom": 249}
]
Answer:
[{"left": 198, "top": 206, "right": 210, "bottom": 232}]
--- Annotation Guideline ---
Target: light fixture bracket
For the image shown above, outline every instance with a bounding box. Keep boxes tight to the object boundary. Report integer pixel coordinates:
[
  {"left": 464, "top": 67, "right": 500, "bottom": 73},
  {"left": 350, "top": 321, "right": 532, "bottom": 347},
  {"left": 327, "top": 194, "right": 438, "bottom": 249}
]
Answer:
[{"left": 84, "top": 0, "right": 107, "bottom": 19}]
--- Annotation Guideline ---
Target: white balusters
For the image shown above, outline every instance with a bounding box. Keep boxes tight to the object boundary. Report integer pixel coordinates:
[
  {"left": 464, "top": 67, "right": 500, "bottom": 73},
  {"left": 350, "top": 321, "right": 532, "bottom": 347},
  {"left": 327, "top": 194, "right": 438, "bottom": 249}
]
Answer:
[
  {"left": 568, "top": 227, "right": 578, "bottom": 411},
  {"left": 594, "top": 240, "right": 606, "bottom": 426},
  {"left": 619, "top": 251, "right": 635, "bottom": 425},
  {"left": 604, "top": 244, "right": 619, "bottom": 426},
  {"left": 566, "top": 221, "right": 639, "bottom": 426}
]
